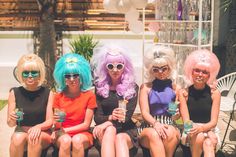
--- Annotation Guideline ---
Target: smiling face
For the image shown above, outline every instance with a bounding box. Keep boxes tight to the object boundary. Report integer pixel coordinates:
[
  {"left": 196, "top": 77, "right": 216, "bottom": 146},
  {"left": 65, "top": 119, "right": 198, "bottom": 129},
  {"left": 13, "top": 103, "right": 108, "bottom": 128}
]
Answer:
[{"left": 192, "top": 64, "right": 210, "bottom": 85}]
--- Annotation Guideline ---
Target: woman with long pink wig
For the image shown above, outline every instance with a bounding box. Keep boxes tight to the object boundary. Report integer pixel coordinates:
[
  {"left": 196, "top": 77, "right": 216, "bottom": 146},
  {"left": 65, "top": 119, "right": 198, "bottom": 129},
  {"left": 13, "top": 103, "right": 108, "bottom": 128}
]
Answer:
[
  {"left": 91, "top": 44, "right": 139, "bottom": 157},
  {"left": 179, "top": 49, "right": 221, "bottom": 157}
]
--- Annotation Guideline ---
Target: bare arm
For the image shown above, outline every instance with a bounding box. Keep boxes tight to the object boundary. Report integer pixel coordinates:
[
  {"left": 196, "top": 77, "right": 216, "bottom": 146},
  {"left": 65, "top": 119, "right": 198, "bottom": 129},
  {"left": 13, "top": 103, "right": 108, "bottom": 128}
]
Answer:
[
  {"left": 178, "top": 88, "right": 190, "bottom": 122},
  {"left": 7, "top": 89, "right": 17, "bottom": 127},
  {"left": 201, "top": 89, "right": 221, "bottom": 132},
  {"left": 139, "top": 83, "right": 156, "bottom": 125}
]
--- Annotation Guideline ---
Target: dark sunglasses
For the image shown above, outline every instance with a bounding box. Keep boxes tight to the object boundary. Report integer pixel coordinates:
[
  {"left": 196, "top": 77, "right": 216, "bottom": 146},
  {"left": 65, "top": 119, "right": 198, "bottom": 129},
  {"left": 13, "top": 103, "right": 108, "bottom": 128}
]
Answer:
[
  {"left": 22, "top": 71, "right": 40, "bottom": 78},
  {"left": 106, "top": 63, "right": 124, "bottom": 71},
  {"left": 64, "top": 74, "right": 79, "bottom": 79},
  {"left": 193, "top": 68, "right": 209, "bottom": 75},
  {"left": 152, "top": 65, "right": 169, "bottom": 73}
]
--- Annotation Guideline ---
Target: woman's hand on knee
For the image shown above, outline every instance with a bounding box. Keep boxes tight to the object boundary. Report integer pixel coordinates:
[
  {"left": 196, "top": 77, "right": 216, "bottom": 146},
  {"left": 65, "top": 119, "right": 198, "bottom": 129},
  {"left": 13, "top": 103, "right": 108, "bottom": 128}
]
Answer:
[
  {"left": 28, "top": 125, "right": 41, "bottom": 144},
  {"left": 153, "top": 123, "right": 168, "bottom": 139},
  {"left": 93, "top": 125, "right": 104, "bottom": 139}
]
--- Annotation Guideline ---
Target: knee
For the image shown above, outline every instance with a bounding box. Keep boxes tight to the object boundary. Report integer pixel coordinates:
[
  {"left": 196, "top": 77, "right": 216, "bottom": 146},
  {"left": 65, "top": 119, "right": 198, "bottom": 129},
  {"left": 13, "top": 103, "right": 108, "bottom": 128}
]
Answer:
[
  {"left": 103, "top": 126, "right": 116, "bottom": 140},
  {"left": 115, "top": 134, "right": 126, "bottom": 145},
  {"left": 59, "top": 136, "right": 72, "bottom": 150},
  {"left": 209, "top": 136, "right": 218, "bottom": 146},
  {"left": 203, "top": 139, "right": 214, "bottom": 149},
  {"left": 194, "top": 134, "right": 205, "bottom": 145},
  {"left": 72, "top": 136, "right": 84, "bottom": 150},
  {"left": 146, "top": 130, "right": 161, "bottom": 143},
  {"left": 105, "top": 126, "right": 116, "bottom": 134},
  {"left": 11, "top": 134, "right": 27, "bottom": 147}
]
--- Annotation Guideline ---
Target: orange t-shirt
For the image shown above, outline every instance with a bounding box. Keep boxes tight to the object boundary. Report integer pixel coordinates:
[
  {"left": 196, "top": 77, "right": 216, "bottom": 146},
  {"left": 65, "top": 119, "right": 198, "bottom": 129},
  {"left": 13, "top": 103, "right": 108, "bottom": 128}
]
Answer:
[{"left": 53, "top": 90, "right": 96, "bottom": 137}]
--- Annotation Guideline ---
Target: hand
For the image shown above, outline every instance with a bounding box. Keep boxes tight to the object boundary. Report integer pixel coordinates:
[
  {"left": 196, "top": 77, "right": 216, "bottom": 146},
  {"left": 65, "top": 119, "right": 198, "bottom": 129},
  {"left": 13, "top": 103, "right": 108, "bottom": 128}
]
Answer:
[
  {"left": 171, "top": 108, "right": 180, "bottom": 120},
  {"left": 9, "top": 110, "right": 18, "bottom": 122},
  {"left": 189, "top": 124, "right": 204, "bottom": 136},
  {"left": 153, "top": 122, "right": 168, "bottom": 139},
  {"left": 93, "top": 123, "right": 107, "bottom": 140},
  {"left": 28, "top": 125, "right": 41, "bottom": 144},
  {"left": 53, "top": 113, "right": 60, "bottom": 122},
  {"left": 112, "top": 108, "right": 126, "bottom": 122}
]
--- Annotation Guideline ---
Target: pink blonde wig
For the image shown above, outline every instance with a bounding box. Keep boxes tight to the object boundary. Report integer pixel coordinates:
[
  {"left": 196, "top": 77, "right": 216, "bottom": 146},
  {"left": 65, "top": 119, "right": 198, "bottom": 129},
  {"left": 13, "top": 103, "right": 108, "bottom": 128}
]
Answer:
[{"left": 184, "top": 49, "right": 220, "bottom": 85}]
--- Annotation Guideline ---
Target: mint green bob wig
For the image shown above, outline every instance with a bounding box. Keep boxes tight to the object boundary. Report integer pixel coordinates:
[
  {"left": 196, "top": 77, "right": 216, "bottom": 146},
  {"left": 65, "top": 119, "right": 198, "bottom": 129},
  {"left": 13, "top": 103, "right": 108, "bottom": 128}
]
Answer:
[{"left": 53, "top": 53, "right": 92, "bottom": 92}]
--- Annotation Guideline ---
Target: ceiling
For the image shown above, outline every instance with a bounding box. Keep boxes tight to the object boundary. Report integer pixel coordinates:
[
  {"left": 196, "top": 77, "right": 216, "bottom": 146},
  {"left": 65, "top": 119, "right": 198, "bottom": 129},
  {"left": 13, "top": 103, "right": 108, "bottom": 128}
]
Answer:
[{"left": 0, "top": 0, "right": 156, "bottom": 31}]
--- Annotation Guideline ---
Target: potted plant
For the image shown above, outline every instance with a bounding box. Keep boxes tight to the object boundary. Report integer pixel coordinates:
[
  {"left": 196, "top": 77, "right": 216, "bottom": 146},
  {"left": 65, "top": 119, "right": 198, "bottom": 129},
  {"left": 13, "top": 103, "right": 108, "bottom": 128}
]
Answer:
[{"left": 69, "top": 34, "right": 99, "bottom": 61}]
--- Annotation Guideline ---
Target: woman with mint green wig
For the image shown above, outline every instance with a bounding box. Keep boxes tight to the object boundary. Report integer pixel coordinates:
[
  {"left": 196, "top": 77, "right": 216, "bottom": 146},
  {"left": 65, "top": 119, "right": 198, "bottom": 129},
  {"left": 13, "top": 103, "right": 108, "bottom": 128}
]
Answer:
[
  {"left": 53, "top": 53, "right": 92, "bottom": 92},
  {"left": 52, "top": 53, "right": 97, "bottom": 157}
]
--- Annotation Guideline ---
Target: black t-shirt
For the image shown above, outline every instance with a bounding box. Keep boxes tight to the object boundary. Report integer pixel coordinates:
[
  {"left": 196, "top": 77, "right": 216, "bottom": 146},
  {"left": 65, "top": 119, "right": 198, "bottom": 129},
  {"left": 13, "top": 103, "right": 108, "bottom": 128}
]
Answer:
[
  {"left": 13, "top": 86, "right": 50, "bottom": 126},
  {"left": 187, "top": 85, "right": 212, "bottom": 123}
]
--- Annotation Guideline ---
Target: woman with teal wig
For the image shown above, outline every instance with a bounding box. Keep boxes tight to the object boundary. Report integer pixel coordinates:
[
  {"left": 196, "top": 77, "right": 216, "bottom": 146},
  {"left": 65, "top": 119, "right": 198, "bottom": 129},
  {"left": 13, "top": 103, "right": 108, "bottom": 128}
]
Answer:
[
  {"left": 53, "top": 53, "right": 92, "bottom": 92},
  {"left": 52, "top": 53, "right": 97, "bottom": 157}
]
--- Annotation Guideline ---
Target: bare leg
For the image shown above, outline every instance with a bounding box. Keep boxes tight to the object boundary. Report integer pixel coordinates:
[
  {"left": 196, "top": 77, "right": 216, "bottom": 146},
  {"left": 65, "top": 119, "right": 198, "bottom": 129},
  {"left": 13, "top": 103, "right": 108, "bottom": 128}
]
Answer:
[
  {"left": 203, "top": 138, "right": 215, "bottom": 157},
  {"left": 101, "top": 126, "right": 116, "bottom": 157},
  {"left": 115, "top": 133, "right": 133, "bottom": 157},
  {"left": 10, "top": 132, "right": 28, "bottom": 157},
  {"left": 28, "top": 132, "right": 52, "bottom": 157},
  {"left": 72, "top": 133, "right": 91, "bottom": 157},
  {"left": 191, "top": 133, "right": 205, "bottom": 157},
  {"left": 139, "top": 128, "right": 166, "bottom": 157},
  {"left": 163, "top": 126, "right": 180, "bottom": 157},
  {"left": 57, "top": 134, "right": 72, "bottom": 157},
  {"left": 203, "top": 131, "right": 218, "bottom": 157},
  {"left": 207, "top": 131, "right": 218, "bottom": 149}
]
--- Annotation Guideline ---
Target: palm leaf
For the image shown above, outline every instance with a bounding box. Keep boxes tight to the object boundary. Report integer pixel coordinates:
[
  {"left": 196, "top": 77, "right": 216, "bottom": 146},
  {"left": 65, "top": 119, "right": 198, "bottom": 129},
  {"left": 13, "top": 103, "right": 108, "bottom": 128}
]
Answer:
[{"left": 69, "top": 34, "right": 99, "bottom": 61}]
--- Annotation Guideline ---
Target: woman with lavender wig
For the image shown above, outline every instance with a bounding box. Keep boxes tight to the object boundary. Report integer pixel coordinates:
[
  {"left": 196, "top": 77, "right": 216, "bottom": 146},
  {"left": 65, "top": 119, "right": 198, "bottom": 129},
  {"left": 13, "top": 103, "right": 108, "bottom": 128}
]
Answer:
[{"left": 91, "top": 45, "right": 139, "bottom": 157}]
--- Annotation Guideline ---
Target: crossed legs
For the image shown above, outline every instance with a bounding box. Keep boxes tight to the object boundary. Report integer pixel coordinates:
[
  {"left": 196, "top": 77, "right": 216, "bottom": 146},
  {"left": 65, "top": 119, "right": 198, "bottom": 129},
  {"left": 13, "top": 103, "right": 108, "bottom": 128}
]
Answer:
[{"left": 190, "top": 131, "right": 218, "bottom": 157}]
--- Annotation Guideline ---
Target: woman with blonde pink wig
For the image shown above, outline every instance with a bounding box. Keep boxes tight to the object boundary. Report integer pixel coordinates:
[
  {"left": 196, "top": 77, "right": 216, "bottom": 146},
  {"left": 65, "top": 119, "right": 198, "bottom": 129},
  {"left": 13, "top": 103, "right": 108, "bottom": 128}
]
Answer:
[
  {"left": 138, "top": 45, "right": 180, "bottom": 157},
  {"left": 179, "top": 49, "right": 221, "bottom": 157}
]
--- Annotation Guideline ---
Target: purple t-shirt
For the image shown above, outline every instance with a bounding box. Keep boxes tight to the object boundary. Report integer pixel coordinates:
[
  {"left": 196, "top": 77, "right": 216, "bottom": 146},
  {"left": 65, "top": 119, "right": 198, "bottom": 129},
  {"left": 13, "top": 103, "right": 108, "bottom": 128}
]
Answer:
[{"left": 148, "top": 79, "right": 176, "bottom": 116}]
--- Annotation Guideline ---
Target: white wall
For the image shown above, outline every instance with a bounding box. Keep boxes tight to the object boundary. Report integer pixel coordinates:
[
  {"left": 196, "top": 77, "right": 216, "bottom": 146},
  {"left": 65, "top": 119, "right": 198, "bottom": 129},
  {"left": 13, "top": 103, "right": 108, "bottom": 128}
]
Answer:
[
  {"left": 0, "top": 31, "right": 34, "bottom": 99},
  {"left": 0, "top": 31, "right": 145, "bottom": 102}
]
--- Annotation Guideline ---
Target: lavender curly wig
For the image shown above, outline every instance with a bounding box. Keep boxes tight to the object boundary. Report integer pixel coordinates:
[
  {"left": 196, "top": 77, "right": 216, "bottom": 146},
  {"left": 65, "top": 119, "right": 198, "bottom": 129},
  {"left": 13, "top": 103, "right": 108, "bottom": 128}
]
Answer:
[{"left": 91, "top": 45, "right": 136, "bottom": 100}]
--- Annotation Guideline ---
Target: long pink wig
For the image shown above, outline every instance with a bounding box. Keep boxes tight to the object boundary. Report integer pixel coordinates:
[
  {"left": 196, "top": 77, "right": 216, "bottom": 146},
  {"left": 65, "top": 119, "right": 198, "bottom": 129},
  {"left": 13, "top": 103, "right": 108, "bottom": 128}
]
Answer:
[{"left": 184, "top": 49, "right": 220, "bottom": 85}]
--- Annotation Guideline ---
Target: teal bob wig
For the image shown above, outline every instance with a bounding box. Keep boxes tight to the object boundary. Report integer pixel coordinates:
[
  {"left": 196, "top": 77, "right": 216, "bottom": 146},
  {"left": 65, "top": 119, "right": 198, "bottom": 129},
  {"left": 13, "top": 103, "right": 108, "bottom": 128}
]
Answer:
[{"left": 53, "top": 53, "right": 92, "bottom": 92}]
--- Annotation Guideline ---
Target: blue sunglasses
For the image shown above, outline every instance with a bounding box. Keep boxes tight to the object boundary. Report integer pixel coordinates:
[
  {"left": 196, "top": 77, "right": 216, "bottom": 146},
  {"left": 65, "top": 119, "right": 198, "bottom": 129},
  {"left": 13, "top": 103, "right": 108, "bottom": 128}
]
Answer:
[{"left": 22, "top": 71, "right": 40, "bottom": 78}]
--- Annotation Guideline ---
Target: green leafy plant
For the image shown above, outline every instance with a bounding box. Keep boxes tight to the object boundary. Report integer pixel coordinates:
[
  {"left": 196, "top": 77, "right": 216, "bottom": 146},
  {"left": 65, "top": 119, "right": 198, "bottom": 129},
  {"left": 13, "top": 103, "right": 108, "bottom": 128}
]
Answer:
[
  {"left": 69, "top": 34, "right": 99, "bottom": 61},
  {"left": 0, "top": 100, "right": 7, "bottom": 111}
]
